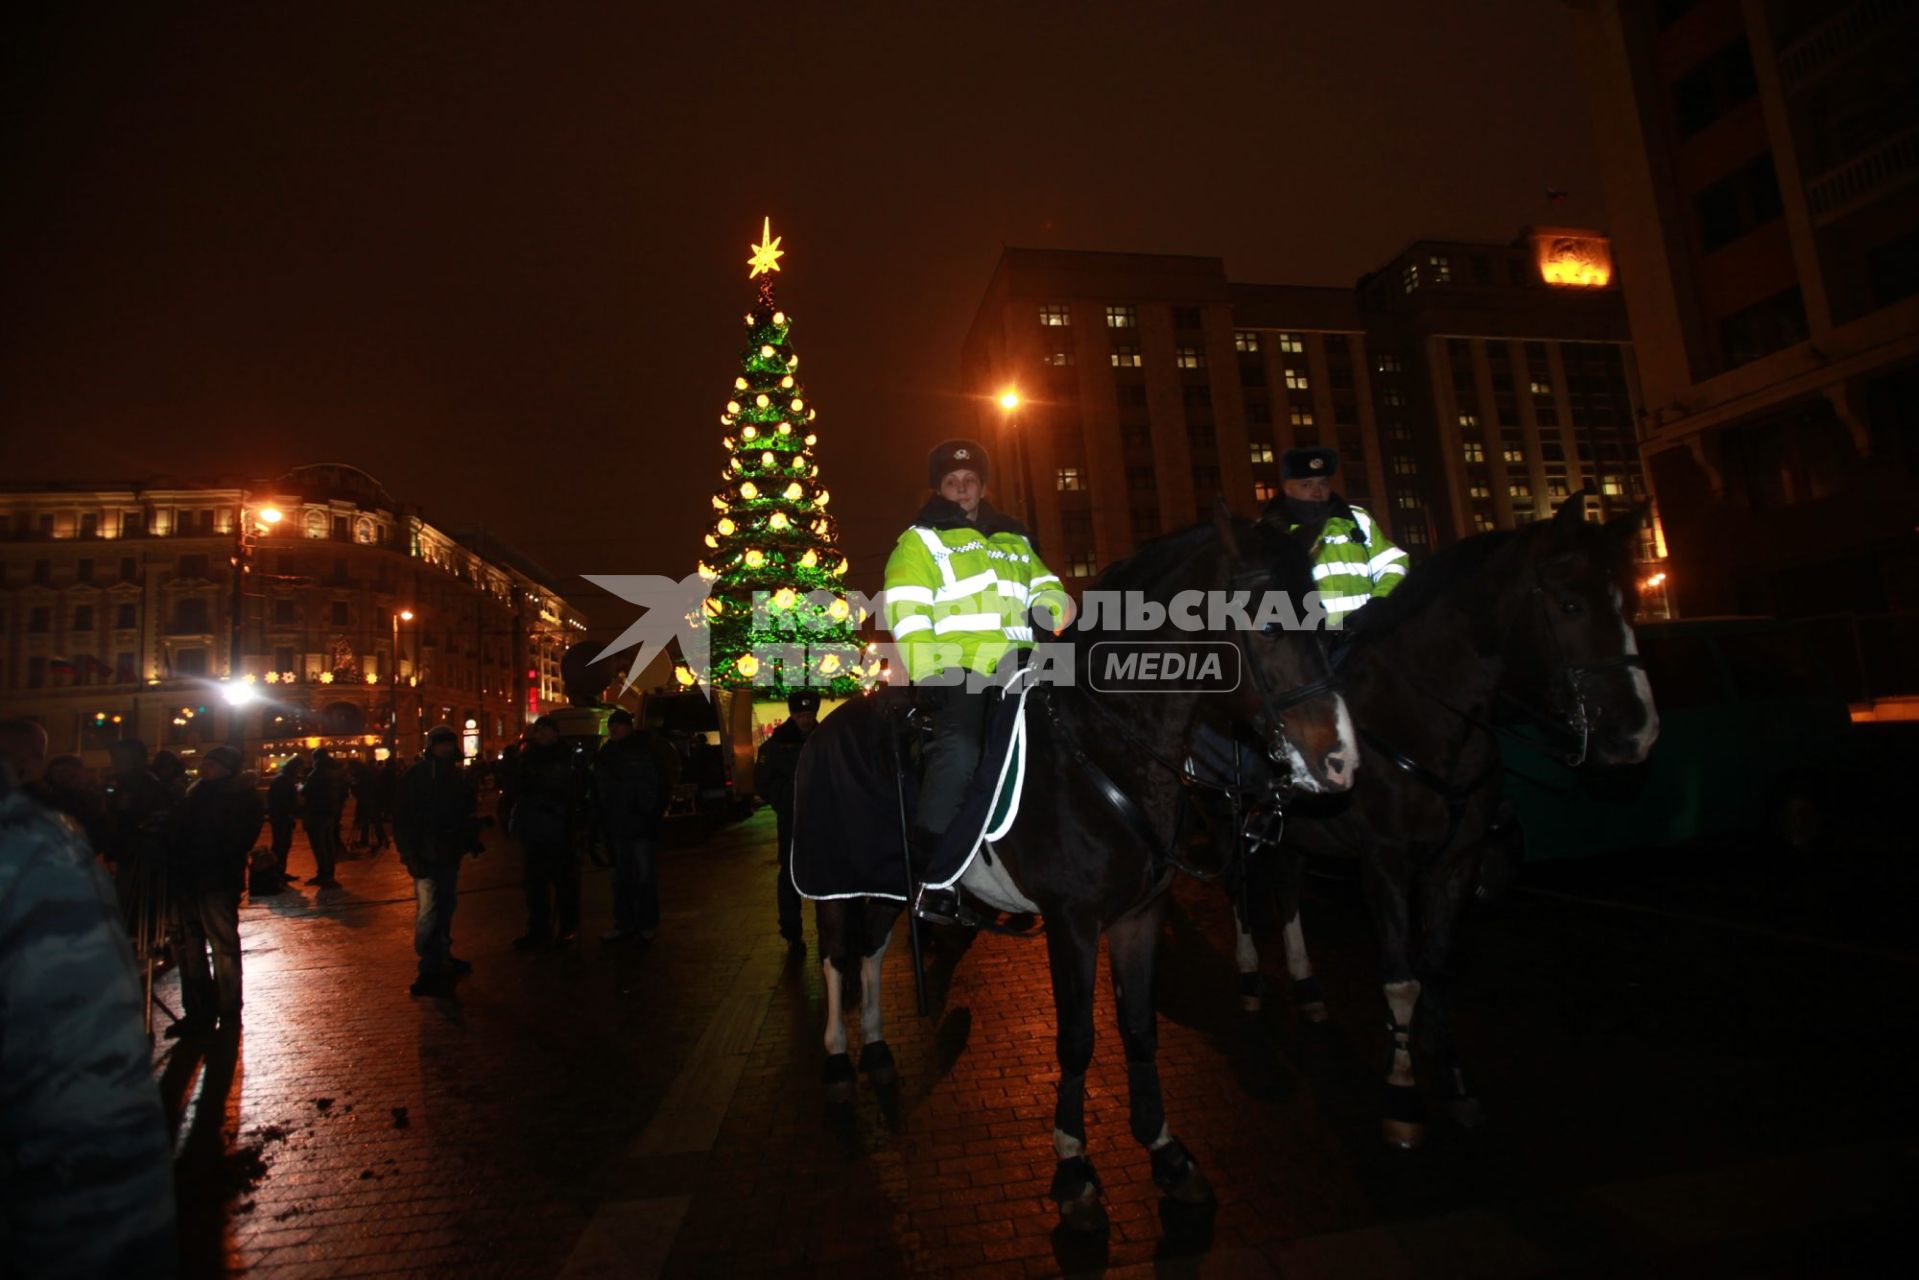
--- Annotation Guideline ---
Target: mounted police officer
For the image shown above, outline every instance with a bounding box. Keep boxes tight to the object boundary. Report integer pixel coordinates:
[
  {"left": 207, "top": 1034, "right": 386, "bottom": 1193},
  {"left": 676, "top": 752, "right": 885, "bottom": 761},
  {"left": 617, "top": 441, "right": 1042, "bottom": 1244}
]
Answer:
[
  {"left": 1261, "top": 445, "right": 1408, "bottom": 628},
  {"left": 882, "top": 440, "right": 1069, "bottom": 868}
]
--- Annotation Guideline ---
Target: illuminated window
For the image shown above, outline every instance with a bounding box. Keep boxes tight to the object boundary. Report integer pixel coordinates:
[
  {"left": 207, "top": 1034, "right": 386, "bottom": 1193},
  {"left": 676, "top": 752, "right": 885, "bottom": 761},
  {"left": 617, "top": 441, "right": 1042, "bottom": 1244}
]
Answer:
[
  {"left": 1111, "top": 345, "right": 1142, "bottom": 368},
  {"left": 1290, "top": 406, "right": 1314, "bottom": 427},
  {"left": 1069, "top": 555, "right": 1098, "bottom": 577},
  {"left": 1249, "top": 442, "right": 1275, "bottom": 464},
  {"left": 1504, "top": 446, "right": 1526, "bottom": 463},
  {"left": 1043, "top": 350, "right": 1074, "bottom": 367},
  {"left": 1040, "top": 303, "right": 1071, "bottom": 327},
  {"left": 1056, "top": 467, "right": 1083, "bottom": 491},
  {"left": 1530, "top": 380, "right": 1552, "bottom": 396},
  {"left": 1176, "top": 346, "right": 1205, "bottom": 369},
  {"left": 1105, "top": 305, "right": 1137, "bottom": 328},
  {"left": 1474, "top": 514, "right": 1497, "bottom": 532},
  {"left": 1458, "top": 412, "right": 1479, "bottom": 429},
  {"left": 1234, "top": 331, "right": 1260, "bottom": 352},
  {"left": 1601, "top": 476, "right": 1624, "bottom": 495},
  {"left": 1510, "top": 482, "right": 1531, "bottom": 498},
  {"left": 1401, "top": 261, "right": 1420, "bottom": 293},
  {"left": 1277, "top": 332, "right": 1303, "bottom": 354},
  {"left": 1469, "top": 483, "right": 1491, "bottom": 498},
  {"left": 1285, "top": 368, "right": 1309, "bottom": 390},
  {"left": 1463, "top": 442, "right": 1486, "bottom": 462},
  {"left": 1429, "top": 255, "right": 1452, "bottom": 283},
  {"left": 1381, "top": 387, "right": 1403, "bottom": 406},
  {"left": 1375, "top": 354, "right": 1402, "bottom": 373},
  {"left": 1392, "top": 455, "right": 1418, "bottom": 476},
  {"left": 1396, "top": 494, "right": 1419, "bottom": 509},
  {"left": 1254, "top": 481, "right": 1277, "bottom": 502}
]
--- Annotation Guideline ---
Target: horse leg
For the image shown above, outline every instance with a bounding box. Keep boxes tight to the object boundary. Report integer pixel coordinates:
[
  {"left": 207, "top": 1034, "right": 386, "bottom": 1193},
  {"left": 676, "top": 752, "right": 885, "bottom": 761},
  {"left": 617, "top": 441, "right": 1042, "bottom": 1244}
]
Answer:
[
  {"left": 1110, "top": 897, "right": 1213, "bottom": 1206},
  {"left": 856, "top": 926, "right": 897, "bottom": 1086},
  {"left": 1361, "top": 853, "right": 1425, "bottom": 1149},
  {"left": 1418, "top": 846, "right": 1484, "bottom": 1131},
  {"left": 1274, "top": 851, "right": 1327, "bottom": 1022},
  {"left": 1045, "top": 908, "right": 1107, "bottom": 1233},
  {"left": 815, "top": 900, "right": 855, "bottom": 1101},
  {"left": 1232, "top": 895, "right": 1263, "bottom": 1013}
]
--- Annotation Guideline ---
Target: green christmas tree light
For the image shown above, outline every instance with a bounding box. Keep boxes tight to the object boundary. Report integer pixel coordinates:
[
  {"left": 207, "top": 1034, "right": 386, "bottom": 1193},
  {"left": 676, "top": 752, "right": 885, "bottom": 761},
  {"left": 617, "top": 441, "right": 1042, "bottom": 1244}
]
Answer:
[{"left": 692, "top": 218, "right": 866, "bottom": 697}]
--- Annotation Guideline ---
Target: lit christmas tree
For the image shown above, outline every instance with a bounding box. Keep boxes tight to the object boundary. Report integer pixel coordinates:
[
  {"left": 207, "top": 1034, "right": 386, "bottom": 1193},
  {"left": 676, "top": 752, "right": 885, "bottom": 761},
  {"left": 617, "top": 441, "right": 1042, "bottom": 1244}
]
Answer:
[{"left": 691, "top": 218, "right": 865, "bottom": 698}]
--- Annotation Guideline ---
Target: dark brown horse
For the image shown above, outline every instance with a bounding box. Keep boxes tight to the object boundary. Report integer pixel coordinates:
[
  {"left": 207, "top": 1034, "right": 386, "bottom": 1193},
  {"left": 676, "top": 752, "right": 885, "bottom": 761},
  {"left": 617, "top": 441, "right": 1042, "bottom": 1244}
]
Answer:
[
  {"left": 1234, "top": 498, "right": 1659, "bottom": 1146},
  {"left": 805, "top": 505, "right": 1356, "bottom": 1231}
]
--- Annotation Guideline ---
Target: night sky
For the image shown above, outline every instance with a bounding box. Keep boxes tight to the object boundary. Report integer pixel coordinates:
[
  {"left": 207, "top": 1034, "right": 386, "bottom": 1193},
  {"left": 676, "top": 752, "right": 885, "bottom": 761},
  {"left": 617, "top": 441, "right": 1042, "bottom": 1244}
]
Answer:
[{"left": 3, "top": 2, "right": 1606, "bottom": 634}]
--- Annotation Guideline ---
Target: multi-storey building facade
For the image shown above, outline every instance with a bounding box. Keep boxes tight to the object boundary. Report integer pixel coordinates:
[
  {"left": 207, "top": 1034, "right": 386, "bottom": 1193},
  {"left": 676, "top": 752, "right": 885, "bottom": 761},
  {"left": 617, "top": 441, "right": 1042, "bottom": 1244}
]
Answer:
[
  {"left": 1576, "top": 0, "right": 1919, "bottom": 618},
  {"left": 961, "top": 239, "right": 1659, "bottom": 592},
  {"left": 0, "top": 465, "right": 588, "bottom": 768}
]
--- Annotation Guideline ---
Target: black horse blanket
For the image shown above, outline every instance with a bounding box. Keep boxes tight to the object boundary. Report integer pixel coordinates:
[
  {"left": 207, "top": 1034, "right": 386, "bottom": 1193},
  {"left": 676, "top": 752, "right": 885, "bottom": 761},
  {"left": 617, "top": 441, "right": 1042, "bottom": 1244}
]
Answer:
[{"left": 791, "top": 679, "right": 1032, "bottom": 902}]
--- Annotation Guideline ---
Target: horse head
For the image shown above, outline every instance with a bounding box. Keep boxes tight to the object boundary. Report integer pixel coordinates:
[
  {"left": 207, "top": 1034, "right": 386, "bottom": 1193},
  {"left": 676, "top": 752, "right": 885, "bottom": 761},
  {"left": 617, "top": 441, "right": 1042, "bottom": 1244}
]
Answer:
[
  {"left": 1212, "top": 502, "right": 1357, "bottom": 793},
  {"left": 1497, "top": 495, "right": 1661, "bottom": 766}
]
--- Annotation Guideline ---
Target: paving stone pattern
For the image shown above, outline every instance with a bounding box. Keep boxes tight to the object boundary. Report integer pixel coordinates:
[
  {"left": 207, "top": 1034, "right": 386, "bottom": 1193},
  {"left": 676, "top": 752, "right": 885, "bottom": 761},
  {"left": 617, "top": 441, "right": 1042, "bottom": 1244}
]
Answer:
[{"left": 161, "top": 807, "right": 1912, "bottom": 1278}]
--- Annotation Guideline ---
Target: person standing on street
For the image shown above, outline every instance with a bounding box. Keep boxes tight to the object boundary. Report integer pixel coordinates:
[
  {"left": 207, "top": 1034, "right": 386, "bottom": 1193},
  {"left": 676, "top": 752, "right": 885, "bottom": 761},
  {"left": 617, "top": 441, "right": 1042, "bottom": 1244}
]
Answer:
[
  {"left": 395, "top": 726, "right": 476, "bottom": 997},
  {"left": 301, "top": 748, "right": 344, "bottom": 888},
  {"left": 510, "top": 717, "right": 586, "bottom": 949},
  {"left": 265, "top": 756, "right": 305, "bottom": 888},
  {"left": 755, "top": 690, "right": 820, "bottom": 954},
  {"left": 593, "top": 709, "right": 665, "bottom": 944},
  {"left": 1, "top": 758, "right": 177, "bottom": 1278},
  {"left": 165, "top": 745, "right": 263, "bottom": 1038}
]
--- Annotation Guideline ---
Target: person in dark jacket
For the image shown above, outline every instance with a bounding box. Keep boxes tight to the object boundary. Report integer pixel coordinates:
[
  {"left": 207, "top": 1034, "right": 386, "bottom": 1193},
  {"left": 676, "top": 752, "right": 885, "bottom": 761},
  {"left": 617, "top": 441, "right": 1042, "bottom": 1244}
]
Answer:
[
  {"left": 301, "top": 748, "right": 345, "bottom": 888},
  {"left": 103, "top": 739, "right": 177, "bottom": 943},
  {"left": 396, "top": 726, "right": 476, "bottom": 996},
  {"left": 510, "top": 717, "right": 587, "bottom": 948},
  {"left": 265, "top": 756, "right": 305, "bottom": 887},
  {"left": 165, "top": 745, "right": 264, "bottom": 1037},
  {"left": 1, "top": 759, "right": 177, "bottom": 1278},
  {"left": 755, "top": 690, "right": 820, "bottom": 953},
  {"left": 593, "top": 709, "right": 666, "bottom": 944},
  {"left": 43, "top": 754, "right": 113, "bottom": 854},
  {"left": 373, "top": 756, "right": 402, "bottom": 851}
]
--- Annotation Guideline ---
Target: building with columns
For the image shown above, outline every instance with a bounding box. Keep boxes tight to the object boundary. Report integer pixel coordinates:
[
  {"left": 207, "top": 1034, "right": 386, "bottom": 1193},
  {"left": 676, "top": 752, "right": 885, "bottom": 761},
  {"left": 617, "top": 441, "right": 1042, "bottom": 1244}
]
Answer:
[
  {"left": 0, "top": 465, "right": 588, "bottom": 769},
  {"left": 961, "top": 235, "right": 1663, "bottom": 596},
  {"left": 1574, "top": 0, "right": 1918, "bottom": 619}
]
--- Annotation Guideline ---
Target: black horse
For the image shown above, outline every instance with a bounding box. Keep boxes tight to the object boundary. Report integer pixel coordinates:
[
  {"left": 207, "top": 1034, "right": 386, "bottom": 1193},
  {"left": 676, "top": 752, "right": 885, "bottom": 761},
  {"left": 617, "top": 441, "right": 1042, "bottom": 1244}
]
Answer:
[
  {"left": 803, "top": 505, "right": 1356, "bottom": 1231},
  {"left": 1233, "top": 497, "right": 1659, "bottom": 1147}
]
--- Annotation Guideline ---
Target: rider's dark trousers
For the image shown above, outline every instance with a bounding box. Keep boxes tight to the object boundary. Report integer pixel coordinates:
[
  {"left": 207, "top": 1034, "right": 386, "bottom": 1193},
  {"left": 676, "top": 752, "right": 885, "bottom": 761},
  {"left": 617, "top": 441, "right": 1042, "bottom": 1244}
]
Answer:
[{"left": 916, "top": 677, "right": 992, "bottom": 838}]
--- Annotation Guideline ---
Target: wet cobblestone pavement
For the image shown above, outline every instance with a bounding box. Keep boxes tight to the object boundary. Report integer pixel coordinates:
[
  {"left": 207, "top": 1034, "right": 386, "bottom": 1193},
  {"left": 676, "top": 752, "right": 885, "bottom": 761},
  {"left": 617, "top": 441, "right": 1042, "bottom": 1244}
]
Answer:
[{"left": 159, "top": 808, "right": 1913, "bottom": 1277}]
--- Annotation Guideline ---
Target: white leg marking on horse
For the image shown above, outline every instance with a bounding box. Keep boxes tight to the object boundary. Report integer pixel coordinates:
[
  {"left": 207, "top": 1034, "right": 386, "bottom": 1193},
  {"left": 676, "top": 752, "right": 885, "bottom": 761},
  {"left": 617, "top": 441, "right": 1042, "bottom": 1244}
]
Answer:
[
  {"left": 1327, "top": 696, "right": 1359, "bottom": 788},
  {"left": 822, "top": 960, "right": 847, "bottom": 1057},
  {"left": 1384, "top": 980, "right": 1420, "bottom": 1087},
  {"left": 1053, "top": 1129, "right": 1084, "bottom": 1160},
  {"left": 858, "top": 936, "right": 891, "bottom": 1044},
  {"left": 1149, "top": 1122, "right": 1173, "bottom": 1151},
  {"left": 1281, "top": 913, "right": 1313, "bottom": 983},
  {"left": 1234, "top": 915, "right": 1258, "bottom": 975},
  {"left": 1613, "top": 590, "right": 1661, "bottom": 761}
]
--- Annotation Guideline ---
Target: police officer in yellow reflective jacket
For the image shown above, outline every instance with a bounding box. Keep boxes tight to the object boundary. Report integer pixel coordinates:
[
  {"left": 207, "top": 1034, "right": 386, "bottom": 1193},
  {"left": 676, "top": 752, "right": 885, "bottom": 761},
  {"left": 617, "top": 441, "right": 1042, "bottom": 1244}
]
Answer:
[
  {"left": 1261, "top": 445, "right": 1409, "bottom": 628},
  {"left": 883, "top": 440, "right": 1069, "bottom": 849}
]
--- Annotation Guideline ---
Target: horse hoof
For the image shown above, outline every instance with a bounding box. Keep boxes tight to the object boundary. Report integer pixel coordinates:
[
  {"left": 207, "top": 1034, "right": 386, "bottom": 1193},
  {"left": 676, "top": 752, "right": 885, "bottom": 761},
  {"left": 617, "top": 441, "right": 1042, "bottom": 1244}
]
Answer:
[
  {"left": 1059, "top": 1186, "right": 1108, "bottom": 1234},
  {"left": 859, "top": 1041, "right": 898, "bottom": 1087},
  {"left": 1293, "top": 977, "right": 1329, "bottom": 1023},
  {"left": 1382, "top": 1118, "right": 1426, "bottom": 1149},
  {"left": 1150, "top": 1138, "right": 1216, "bottom": 1207}
]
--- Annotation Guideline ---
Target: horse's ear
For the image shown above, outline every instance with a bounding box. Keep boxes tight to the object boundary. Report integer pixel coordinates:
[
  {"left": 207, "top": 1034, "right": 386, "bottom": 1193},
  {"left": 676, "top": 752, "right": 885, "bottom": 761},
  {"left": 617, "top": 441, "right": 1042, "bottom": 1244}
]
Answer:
[
  {"left": 1212, "top": 497, "right": 1243, "bottom": 561},
  {"left": 1605, "top": 502, "right": 1650, "bottom": 539},
  {"left": 1552, "top": 487, "right": 1593, "bottom": 546}
]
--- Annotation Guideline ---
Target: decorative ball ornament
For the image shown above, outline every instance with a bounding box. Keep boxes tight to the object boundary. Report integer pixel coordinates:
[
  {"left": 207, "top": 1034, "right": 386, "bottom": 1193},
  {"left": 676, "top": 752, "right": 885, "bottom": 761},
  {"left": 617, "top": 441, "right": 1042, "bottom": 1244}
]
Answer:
[
  {"left": 800, "top": 549, "right": 818, "bottom": 568},
  {"left": 784, "top": 482, "right": 804, "bottom": 500},
  {"left": 698, "top": 562, "right": 717, "bottom": 581},
  {"left": 676, "top": 664, "right": 698, "bottom": 687},
  {"left": 734, "top": 377, "right": 748, "bottom": 391},
  {"left": 790, "top": 397, "right": 804, "bottom": 412},
  {"left": 806, "top": 409, "right": 817, "bottom": 422},
  {"left": 769, "top": 511, "right": 789, "bottom": 530},
  {"left": 740, "top": 482, "right": 759, "bottom": 499},
  {"left": 805, "top": 433, "right": 818, "bottom": 446},
  {"left": 773, "top": 587, "right": 797, "bottom": 609},
  {"left": 717, "top": 517, "right": 736, "bottom": 536},
  {"left": 811, "top": 518, "right": 828, "bottom": 534},
  {"left": 773, "top": 310, "right": 786, "bottom": 325},
  {"left": 744, "top": 549, "right": 766, "bottom": 568},
  {"left": 755, "top": 393, "right": 771, "bottom": 408},
  {"left": 722, "top": 436, "right": 736, "bottom": 450},
  {"left": 761, "top": 451, "right": 776, "bottom": 467},
  {"left": 816, "top": 489, "right": 831, "bottom": 506},
  {"left": 760, "top": 344, "right": 775, "bottom": 358},
  {"left": 704, "top": 533, "right": 719, "bottom": 549},
  {"left": 827, "top": 598, "right": 850, "bottom": 621},
  {"left": 703, "top": 597, "right": 724, "bottom": 617},
  {"left": 778, "top": 423, "right": 792, "bottom": 436},
  {"left": 742, "top": 424, "right": 758, "bottom": 440},
  {"left": 731, "top": 457, "right": 744, "bottom": 471},
  {"left": 712, "top": 496, "right": 727, "bottom": 511},
  {"left": 719, "top": 414, "right": 732, "bottom": 426},
  {"left": 820, "top": 653, "right": 843, "bottom": 675},
  {"left": 780, "top": 375, "right": 794, "bottom": 389},
  {"left": 736, "top": 654, "right": 760, "bottom": 678},
  {"left": 726, "top": 400, "right": 741, "bottom": 415},
  {"left": 787, "top": 355, "right": 798, "bottom": 368}
]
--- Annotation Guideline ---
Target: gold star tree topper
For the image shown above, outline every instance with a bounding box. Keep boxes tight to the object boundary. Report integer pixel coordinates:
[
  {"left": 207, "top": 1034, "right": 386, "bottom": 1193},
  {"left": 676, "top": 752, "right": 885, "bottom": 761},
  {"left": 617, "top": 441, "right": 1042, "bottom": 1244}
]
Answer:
[{"left": 747, "top": 216, "right": 784, "bottom": 278}]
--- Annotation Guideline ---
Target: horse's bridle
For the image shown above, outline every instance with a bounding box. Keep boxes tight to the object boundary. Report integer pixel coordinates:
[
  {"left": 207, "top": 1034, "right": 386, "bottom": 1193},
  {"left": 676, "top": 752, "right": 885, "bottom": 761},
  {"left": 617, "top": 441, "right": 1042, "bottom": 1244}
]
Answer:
[
  {"left": 1229, "top": 565, "right": 1343, "bottom": 764},
  {"left": 1498, "top": 567, "right": 1646, "bottom": 768}
]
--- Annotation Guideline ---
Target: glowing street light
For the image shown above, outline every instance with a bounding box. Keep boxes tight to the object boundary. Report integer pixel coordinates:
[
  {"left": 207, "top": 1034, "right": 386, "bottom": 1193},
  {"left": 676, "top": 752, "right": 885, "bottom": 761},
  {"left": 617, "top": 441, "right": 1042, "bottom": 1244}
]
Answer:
[
  {"left": 998, "top": 389, "right": 1021, "bottom": 411},
  {"left": 222, "top": 681, "right": 256, "bottom": 707},
  {"left": 997, "top": 388, "right": 1036, "bottom": 528},
  {"left": 255, "top": 504, "right": 284, "bottom": 530}
]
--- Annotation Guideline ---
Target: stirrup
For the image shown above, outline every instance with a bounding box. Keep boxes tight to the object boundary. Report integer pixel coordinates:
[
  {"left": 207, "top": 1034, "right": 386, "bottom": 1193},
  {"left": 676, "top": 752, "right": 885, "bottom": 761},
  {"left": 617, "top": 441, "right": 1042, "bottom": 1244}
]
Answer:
[{"left": 913, "top": 884, "right": 968, "bottom": 928}]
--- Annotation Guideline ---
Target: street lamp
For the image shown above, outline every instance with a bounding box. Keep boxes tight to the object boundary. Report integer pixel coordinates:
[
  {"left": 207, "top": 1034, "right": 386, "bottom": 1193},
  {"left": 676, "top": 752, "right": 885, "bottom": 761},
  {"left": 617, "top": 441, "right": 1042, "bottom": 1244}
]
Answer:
[
  {"left": 997, "top": 388, "right": 1038, "bottom": 530},
  {"left": 227, "top": 498, "right": 284, "bottom": 749},
  {"left": 389, "top": 607, "right": 415, "bottom": 750}
]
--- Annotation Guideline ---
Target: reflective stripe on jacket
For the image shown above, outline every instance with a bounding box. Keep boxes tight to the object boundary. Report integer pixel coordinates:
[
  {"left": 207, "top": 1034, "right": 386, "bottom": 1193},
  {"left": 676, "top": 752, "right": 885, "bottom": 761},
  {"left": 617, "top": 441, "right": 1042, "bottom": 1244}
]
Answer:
[
  {"left": 882, "top": 525, "right": 1067, "bottom": 681},
  {"left": 1293, "top": 506, "right": 1409, "bottom": 628}
]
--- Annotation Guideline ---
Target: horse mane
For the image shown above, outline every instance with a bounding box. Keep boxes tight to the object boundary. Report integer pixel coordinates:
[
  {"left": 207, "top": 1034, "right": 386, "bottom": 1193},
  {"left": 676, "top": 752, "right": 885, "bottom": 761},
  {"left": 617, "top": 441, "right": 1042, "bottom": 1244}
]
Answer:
[
  {"left": 1345, "top": 527, "right": 1519, "bottom": 637},
  {"left": 1087, "top": 522, "right": 1220, "bottom": 596}
]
